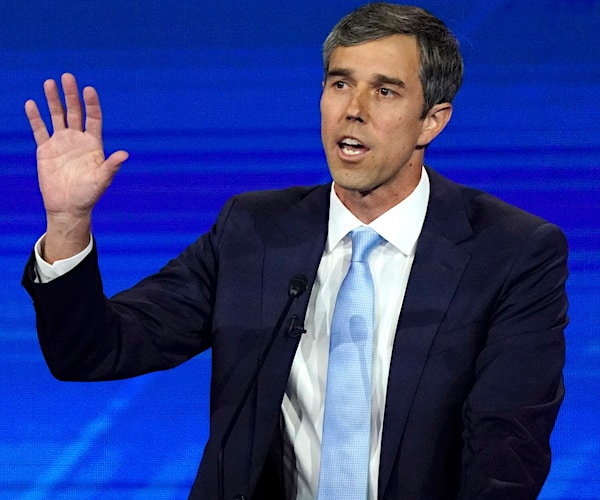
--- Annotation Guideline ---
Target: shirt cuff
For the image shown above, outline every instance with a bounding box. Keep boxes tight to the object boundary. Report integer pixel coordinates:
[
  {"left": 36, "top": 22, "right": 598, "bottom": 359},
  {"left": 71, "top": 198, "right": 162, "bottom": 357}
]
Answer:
[{"left": 34, "top": 234, "right": 94, "bottom": 284}]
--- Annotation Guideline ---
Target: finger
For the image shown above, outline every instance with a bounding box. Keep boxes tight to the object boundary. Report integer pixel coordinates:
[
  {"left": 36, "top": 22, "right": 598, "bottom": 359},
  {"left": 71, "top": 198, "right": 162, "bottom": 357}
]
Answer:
[
  {"left": 104, "top": 150, "right": 129, "bottom": 173},
  {"left": 24, "top": 99, "right": 51, "bottom": 146},
  {"left": 82, "top": 85, "right": 103, "bottom": 139},
  {"left": 61, "top": 73, "right": 83, "bottom": 131},
  {"left": 102, "top": 150, "right": 129, "bottom": 183},
  {"left": 43, "top": 78, "right": 67, "bottom": 132}
]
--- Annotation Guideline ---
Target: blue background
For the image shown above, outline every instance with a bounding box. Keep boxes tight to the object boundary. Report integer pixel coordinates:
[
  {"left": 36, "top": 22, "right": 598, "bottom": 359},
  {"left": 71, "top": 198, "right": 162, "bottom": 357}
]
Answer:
[{"left": 1, "top": 1, "right": 599, "bottom": 498}]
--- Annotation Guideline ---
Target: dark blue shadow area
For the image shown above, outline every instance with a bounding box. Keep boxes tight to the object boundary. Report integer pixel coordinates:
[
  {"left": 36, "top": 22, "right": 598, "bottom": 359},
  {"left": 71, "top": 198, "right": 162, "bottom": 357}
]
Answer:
[{"left": 1, "top": 1, "right": 599, "bottom": 498}]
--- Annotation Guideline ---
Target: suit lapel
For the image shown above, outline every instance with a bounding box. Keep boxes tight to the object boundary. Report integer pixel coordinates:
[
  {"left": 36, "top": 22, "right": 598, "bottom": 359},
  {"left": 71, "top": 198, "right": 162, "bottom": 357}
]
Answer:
[
  {"left": 378, "top": 170, "right": 473, "bottom": 497},
  {"left": 258, "top": 185, "right": 330, "bottom": 392},
  {"left": 248, "top": 185, "right": 330, "bottom": 468},
  {"left": 261, "top": 184, "right": 330, "bottom": 329}
]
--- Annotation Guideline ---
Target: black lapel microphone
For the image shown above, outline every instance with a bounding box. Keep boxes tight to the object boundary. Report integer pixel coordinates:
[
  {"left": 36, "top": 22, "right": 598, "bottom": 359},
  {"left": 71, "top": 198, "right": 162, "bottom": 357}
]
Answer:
[{"left": 217, "top": 274, "right": 308, "bottom": 500}]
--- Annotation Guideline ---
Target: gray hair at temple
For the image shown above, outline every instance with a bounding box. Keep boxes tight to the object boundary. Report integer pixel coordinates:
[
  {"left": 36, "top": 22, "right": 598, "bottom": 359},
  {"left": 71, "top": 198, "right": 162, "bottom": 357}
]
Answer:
[{"left": 322, "top": 3, "right": 464, "bottom": 118}]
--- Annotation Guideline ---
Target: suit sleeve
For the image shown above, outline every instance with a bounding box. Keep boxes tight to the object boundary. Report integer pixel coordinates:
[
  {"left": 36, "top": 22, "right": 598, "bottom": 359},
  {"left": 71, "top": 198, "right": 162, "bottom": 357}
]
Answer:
[
  {"left": 21, "top": 197, "right": 237, "bottom": 382},
  {"left": 459, "top": 222, "right": 568, "bottom": 499}
]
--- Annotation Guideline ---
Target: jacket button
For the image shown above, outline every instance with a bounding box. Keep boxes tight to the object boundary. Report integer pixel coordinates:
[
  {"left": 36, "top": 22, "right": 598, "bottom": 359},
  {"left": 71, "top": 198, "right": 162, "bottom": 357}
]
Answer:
[{"left": 233, "top": 496, "right": 246, "bottom": 500}]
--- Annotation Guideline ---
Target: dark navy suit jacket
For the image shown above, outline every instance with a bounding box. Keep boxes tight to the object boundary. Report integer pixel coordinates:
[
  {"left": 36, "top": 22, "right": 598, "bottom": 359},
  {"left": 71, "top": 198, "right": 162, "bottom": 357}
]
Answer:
[{"left": 23, "top": 168, "right": 568, "bottom": 499}]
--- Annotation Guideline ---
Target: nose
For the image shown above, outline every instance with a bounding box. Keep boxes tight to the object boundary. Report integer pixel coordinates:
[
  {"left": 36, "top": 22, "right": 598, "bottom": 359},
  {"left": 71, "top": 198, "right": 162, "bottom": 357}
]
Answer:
[{"left": 345, "top": 89, "right": 366, "bottom": 123}]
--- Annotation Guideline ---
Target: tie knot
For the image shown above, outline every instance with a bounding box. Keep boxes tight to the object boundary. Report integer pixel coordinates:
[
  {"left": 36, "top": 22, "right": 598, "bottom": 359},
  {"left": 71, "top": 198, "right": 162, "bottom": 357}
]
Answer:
[{"left": 350, "top": 227, "right": 383, "bottom": 263}]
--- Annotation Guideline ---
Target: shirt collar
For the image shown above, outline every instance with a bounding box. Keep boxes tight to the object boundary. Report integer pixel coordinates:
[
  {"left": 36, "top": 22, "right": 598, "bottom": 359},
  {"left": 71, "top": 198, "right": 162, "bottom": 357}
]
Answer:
[{"left": 327, "top": 167, "right": 430, "bottom": 257}]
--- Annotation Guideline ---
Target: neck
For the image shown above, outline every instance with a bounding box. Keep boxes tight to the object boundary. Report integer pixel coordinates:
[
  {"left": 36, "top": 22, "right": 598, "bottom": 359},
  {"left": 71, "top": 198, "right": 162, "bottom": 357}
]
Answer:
[{"left": 335, "top": 168, "right": 422, "bottom": 224}]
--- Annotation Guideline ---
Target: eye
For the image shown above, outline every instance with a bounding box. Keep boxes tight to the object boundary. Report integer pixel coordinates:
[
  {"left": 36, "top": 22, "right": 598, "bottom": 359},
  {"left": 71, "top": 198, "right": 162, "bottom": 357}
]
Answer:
[
  {"left": 378, "top": 87, "right": 394, "bottom": 97},
  {"left": 334, "top": 80, "right": 347, "bottom": 89}
]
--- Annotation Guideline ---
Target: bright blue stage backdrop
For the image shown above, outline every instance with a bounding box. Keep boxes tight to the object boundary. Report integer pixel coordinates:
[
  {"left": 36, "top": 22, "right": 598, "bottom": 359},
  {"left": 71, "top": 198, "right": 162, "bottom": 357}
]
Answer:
[{"left": 1, "top": 1, "right": 598, "bottom": 498}]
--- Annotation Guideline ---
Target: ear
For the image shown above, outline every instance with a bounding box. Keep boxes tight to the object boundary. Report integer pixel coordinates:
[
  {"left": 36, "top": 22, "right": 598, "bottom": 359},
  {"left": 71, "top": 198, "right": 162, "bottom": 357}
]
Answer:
[{"left": 417, "top": 102, "right": 453, "bottom": 147}]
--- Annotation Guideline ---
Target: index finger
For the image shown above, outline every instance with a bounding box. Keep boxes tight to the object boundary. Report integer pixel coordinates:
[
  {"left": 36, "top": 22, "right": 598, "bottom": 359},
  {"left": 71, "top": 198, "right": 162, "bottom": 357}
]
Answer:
[{"left": 82, "top": 85, "right": 103, "bottom": 139}]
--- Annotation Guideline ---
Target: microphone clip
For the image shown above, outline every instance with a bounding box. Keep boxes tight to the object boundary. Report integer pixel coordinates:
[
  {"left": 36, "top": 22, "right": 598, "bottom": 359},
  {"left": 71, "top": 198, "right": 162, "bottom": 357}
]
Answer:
[{"left": 287, "top": 315, "right": 306, "bottom": 337}]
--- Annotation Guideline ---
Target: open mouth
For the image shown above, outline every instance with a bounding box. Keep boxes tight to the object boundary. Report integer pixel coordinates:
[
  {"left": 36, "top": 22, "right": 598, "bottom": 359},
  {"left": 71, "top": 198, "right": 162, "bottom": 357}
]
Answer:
[{"left": 338, "top": 137, "right": 368, "bottom": 156}]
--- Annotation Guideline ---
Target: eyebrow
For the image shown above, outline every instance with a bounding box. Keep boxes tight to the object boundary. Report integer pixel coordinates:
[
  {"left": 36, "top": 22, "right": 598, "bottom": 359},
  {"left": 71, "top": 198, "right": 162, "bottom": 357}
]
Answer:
[
  {"left": 326, "top": 68, "right": 406, "bottom": 89},
  {"left": 326, "top": 68, "right": 353, "bottom": 80},
  {"left": 372, "top": 73, "right": 406, "bottom": 89}
]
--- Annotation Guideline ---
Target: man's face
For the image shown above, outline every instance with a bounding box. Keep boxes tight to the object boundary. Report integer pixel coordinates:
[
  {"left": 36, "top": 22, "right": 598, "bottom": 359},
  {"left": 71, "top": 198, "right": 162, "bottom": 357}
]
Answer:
[{"left": 321, "top": 34, "right": 445, "bottom": 209}]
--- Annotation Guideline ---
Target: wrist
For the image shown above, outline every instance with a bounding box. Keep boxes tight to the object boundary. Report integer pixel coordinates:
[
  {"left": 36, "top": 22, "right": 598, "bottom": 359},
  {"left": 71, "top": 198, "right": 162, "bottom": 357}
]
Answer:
[{"left": 43, "top": 212, "right": 92, "bottom": 263}]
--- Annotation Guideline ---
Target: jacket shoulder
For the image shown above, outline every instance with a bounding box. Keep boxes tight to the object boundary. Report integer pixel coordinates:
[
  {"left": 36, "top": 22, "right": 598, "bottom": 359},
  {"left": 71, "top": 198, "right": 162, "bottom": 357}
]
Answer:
[
  {"left": 231, "top": 184, "right": 329, "bottom": 212},
  {"left": 427, "top": 168, "right": 564, "bottom": 244}
]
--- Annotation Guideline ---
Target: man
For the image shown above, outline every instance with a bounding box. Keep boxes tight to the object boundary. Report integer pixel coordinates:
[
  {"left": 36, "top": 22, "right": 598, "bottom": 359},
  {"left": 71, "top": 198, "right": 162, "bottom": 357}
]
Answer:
[{"left": 22, "top": 3, "right": 568, "bottom": 499}]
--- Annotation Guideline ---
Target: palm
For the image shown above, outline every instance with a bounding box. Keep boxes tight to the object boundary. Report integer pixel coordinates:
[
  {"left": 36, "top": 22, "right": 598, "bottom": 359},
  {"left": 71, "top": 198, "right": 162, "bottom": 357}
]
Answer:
[{"left": 37, "top": 128, "right": 108, "bottom": 215}]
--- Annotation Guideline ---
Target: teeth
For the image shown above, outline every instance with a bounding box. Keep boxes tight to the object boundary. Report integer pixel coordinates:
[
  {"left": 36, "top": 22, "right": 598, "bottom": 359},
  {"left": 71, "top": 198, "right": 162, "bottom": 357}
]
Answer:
[
  {"left": 341, "top": 145, "right": 363, "bottom": 155},
  {"left": 339, "top": 137, "right": 365, "bottom": 156}
]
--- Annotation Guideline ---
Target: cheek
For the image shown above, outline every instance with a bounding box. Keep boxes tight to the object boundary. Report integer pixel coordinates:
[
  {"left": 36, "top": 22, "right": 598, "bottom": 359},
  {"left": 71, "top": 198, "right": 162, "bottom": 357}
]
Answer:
[
  {"left": 320, "top": 91, "right": 348, "bottom": 124},
  {"left": 320, "top": 92, "right": 335, "bottom": 118},
  {"left": 320, "top": 121, "right": 333, "bottom": 146},
  {"left": 320, "top": 113, "right": 338, "bottom": 145},
  {"left": 380, "top": 118, "right": 421, "bottom": 148}
]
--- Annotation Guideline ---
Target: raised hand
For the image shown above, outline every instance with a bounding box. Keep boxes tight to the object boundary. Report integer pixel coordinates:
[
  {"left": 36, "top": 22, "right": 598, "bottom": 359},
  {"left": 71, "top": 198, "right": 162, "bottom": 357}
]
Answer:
[{"left": 25, "top": 73, "right": 128, "bottom": 262}]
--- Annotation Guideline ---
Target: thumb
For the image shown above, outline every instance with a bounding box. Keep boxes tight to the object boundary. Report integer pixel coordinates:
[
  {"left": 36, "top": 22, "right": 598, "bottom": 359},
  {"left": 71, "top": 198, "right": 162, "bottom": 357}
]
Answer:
[{"left": 104, "top": 150, "right": 129, "bottom": 174}]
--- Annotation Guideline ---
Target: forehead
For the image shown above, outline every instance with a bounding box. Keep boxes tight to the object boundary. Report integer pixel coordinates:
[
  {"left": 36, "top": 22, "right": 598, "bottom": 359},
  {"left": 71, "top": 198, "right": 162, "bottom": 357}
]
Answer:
[{"left": 328, "top": 34, "right": 421, "bottom": 80}]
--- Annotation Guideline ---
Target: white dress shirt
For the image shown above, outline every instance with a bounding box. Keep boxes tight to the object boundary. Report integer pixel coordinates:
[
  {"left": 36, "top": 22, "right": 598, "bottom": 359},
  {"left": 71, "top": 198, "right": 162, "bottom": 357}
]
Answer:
[
  {"left": 281, "top": 168, "right": 430, "bottom": 499},
  {"left": 34, "top": 168, "right": 430, "bottom": 499}
]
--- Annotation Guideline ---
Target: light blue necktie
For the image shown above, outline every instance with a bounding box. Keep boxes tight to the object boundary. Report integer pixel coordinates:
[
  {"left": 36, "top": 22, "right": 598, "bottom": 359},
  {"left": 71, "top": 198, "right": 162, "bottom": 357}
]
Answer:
[{"left": 318, "top": 226, "right": 383, "bottom": 499}]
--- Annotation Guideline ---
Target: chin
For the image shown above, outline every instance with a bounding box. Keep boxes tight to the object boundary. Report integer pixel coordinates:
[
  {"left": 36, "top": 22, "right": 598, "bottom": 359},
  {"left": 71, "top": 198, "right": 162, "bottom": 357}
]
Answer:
[{"left": 333, "top": 177, "right": 376, "bottom": 196}]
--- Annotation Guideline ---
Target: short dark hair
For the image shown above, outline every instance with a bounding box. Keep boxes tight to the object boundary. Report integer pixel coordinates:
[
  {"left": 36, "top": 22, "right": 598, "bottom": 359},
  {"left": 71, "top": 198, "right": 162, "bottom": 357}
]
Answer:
[{"left": 323, "top": 3, "right": 464, "bottom": 117}]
